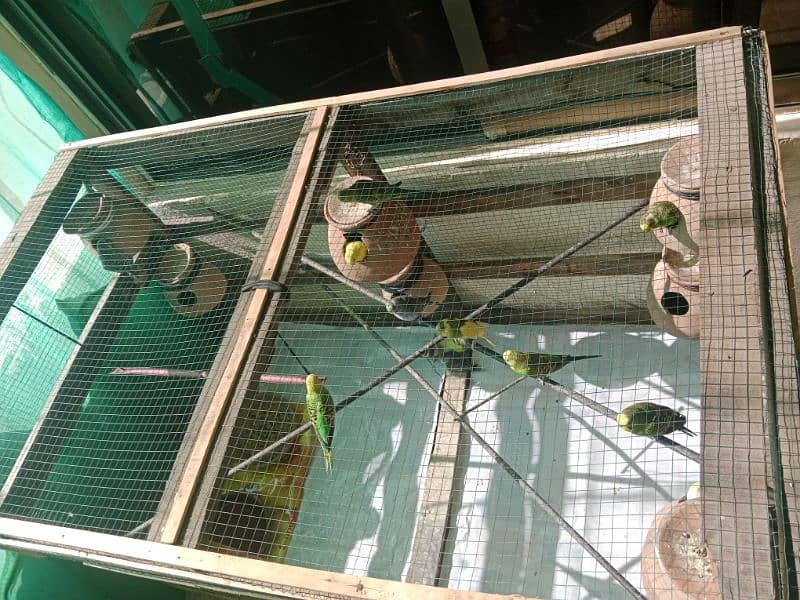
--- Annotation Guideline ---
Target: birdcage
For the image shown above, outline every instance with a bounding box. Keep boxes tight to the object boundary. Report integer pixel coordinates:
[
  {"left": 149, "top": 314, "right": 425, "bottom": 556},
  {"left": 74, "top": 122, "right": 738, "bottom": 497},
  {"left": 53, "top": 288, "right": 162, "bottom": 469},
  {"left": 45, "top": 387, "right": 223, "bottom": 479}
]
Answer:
[{"left": 0, "top": 27, "right": 797, "bottom": 600}]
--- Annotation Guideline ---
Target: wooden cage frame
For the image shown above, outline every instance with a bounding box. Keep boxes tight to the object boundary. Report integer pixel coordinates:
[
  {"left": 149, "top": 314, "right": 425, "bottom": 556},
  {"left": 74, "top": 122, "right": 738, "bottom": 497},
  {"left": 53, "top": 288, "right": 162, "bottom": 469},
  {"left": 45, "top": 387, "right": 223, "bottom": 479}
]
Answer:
[{"left": 0, "top": 26, "right": 797, "bottom": 600}]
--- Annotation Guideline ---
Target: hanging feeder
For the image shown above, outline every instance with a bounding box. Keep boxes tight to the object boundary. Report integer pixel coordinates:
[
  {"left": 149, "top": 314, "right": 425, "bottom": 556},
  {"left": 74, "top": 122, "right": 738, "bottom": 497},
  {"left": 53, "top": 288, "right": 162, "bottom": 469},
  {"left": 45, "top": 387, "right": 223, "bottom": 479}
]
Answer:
[
  {"left": 641, "top": 498, "right": 721, "bottom": 600},
  {"left": 156, "top": 243, "right": 229, "bottom": 318},
  {"left": 381, "top": 256, "right": 450, "bottom": 320},
  {"left": 647, "top": 258, "right": 700, "bottom": 339},
  {"left": 325, "top": 176, "right": 421, "bottom": 283},
  {"left": 63, "top": 189, "right": 163, "bottom": 280}
]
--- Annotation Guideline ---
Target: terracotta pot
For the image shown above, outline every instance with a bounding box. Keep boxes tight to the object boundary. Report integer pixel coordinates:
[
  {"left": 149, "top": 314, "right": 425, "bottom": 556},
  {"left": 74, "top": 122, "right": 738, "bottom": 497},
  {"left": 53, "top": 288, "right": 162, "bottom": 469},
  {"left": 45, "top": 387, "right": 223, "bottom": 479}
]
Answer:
[
  {"left": 641, "top": 498, "right": 721, "bottom": 600},
  {"left": 325, "top": 177, "right": 421, "bottom": 284},
  {"left": 648, "top": 179, "right": 699, "bottom": 267},
  {"left": 647, "top": 259, "right": 700, "bottom": 339},
  {"left": 381, "top": 256, "right": 450, "bottom": 320},
  {"left": 63, "top": 190, "right": 161, "bottom": 266},
  {"left": 663, "top": 248, "right": 700, "bottom": 289},
  {"left": 660, "top": 135, "right": 701, "bottom": 199},
  {"left": 156, "top": 243, "right": 228, "bottom": 318}
]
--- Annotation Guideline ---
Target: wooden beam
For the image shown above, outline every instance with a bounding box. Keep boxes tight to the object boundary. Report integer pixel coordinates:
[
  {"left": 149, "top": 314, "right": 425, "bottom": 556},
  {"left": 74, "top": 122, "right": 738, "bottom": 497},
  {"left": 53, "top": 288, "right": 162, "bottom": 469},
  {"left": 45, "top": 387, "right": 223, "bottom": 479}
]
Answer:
[
  {"left": 756, "top": 30, "right": 800, "bottom": 589},
  {"left": 180, "top": 106, "right": 343, "bottom": 548},
  {"left": 0, "top": 276, "right": 140, "bottom": 511},
  {"left": 0, "top": 517, "right": 538, "bottom": 600},
  {"left": 64, "top": 28, "right": 742, "bottom": 153},
  {"left": 481, "top": 91, "right": 696, "bottom": 139},
  {"left": 149, "top": 107, "right": 329, "bottom": 545},
  {"left": 441, "top": 251, "right": 659, "bottom": 280},
  {"left": 405, "top": 370, "right": 471, "bottom": 586},
  {"left": 696, "top": 37, "right": 776, "bottom": 600},
  {"left": 0, "top": 148, "right": 85, "bottom": 324}
]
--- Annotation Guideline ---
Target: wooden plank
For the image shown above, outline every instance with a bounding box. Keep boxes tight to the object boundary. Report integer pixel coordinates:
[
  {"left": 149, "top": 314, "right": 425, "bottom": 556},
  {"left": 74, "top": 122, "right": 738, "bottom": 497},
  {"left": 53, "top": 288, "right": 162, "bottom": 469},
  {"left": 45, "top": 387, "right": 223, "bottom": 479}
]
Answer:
[
  {"left": 758, "top": 31, "right": 800, "bottom": 585},
  {"left": 0, "top": 518, "right": 536, "bottom": 600},
  {"left": 63, "top": 28, "right": 742, "bottom": 153},
  {"left": 406, "top": 370, "right": 471, "bottom": 586},
  {"left": 481, "top": 90, "right": 696, "bottom": 139},
  {"left": 696, "top": 38, "right": 776, "bottom": 600},
  {"left": 0, "top": 148, "right": 85, "bottom": 324},
  {"left": 0, "top": 276, "right": 140, "bottom": 510},
  {"left": 441, "top": 251, "right": 660, "bottom": 280},
  {"left": 180, "top": 106, "right": 343, "bottom": 548},
  {"left": 149, "top": 107, "right": 329, "bottom": 545}
]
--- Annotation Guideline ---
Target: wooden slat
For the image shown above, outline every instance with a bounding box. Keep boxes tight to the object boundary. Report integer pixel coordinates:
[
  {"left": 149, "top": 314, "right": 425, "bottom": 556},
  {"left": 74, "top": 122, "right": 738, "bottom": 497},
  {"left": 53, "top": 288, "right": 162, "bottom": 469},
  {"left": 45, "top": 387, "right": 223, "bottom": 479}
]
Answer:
[
  {"left": 696, "top": 38, "right": 776, "bottom": 600},
  {"left": 405, "top": 370, "right": 471, "bottom": 586},
  {"left": 0, "top": 517, "right": 539, "bottom": 600},
  {"left": 149, "top": 107, "right": 329, "bottom": 545},
  {"left": 481, "top": 90, "right": 696, "bottom": 139},
  {"left": 0, "top": 148, "right": 84, "bottom": 324},
  {"left": 0, "top": 276, "right": 140, "bottom": 510},
  {"left": 180, "top": 106, "right": 343, "bottom": 548},
  {"left": 64, "top": 28, "right": 742, "bottom": 153},
  {"left": 760, "top": 31, "right": 800, "bottom": 585}
]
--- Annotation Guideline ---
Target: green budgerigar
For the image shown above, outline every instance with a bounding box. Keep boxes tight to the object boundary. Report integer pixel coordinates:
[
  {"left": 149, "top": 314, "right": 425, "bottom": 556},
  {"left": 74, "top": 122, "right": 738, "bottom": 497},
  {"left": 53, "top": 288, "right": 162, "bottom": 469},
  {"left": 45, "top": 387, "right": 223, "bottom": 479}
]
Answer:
[
  {"left": 435, "top": 318, "right": 495, "bottom": 347},
  {"left": 640, "top": 201, "right": 682, "bottom": 232},
  {"left": 502, "top": 349, "right": 600, "bottom": 376},
  {"left": 616, "top": 402, "right": 696, "bottom": 437},
  {"left": 305, "top": 374, "right": 336, "bottom": 472},
  {"left": 337, "top": 179, "right": 406, "bottom": 211}
]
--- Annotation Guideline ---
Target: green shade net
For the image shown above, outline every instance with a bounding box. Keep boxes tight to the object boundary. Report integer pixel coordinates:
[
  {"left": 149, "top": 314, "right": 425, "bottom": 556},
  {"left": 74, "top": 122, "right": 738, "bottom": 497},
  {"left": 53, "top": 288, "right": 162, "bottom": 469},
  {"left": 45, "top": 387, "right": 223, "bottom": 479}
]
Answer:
[{"left": 0, "top": 51, "right": 185, "bottom": 600}]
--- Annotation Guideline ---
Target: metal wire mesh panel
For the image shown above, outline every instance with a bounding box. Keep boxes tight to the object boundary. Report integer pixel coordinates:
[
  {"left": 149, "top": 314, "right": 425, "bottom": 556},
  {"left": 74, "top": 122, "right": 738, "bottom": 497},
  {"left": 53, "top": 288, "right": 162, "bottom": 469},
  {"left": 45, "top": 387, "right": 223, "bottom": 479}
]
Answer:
[
  {"left": 173, "top": 46, "right": 762, "bottom": 600},
  {"left": 1, "top": 28, "right": 797, "bottom": 600},
  {"left": 0, "top": 112, "right": 311, "bottom": 535}
]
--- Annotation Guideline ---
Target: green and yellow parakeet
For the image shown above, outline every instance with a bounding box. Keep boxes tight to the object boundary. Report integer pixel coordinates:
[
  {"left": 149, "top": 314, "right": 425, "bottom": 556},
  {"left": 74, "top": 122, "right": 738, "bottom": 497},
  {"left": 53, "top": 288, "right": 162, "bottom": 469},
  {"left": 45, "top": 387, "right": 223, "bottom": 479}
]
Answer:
[
  {"left": 305, "top": 374, "right": 336, "bottom": 472},
  {"left": 337, "top": 179, "right": 406, "bottom": 211},
  {"left": 616, "top": 402, "right": 695, "bottom": 437},
  {"left": 344, "top": 240, "right": 368, "bottom": 265},
  {"left": 502, "top": 349, "right": 600, "bottom": 376},
  {"left": 640, "top": 201, "right": 682, "bottom": 232},
  {"left": 435, "top": 319, "right": 495, "bottom": 347}
]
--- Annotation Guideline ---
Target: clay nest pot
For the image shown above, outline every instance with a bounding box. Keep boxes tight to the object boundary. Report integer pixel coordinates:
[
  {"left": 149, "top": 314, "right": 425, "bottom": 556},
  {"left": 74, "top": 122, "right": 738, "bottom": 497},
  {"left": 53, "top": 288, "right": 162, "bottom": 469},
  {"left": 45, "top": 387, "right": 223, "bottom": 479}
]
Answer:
[
  {"left": 325, "top": 176, "right": 421, "bottom": 284},
  {"left": 642, "top": 498, "right": 721, "bottom": 600},
  {"left": 647, "top": 258, "right": 700, "bottom": 340}
]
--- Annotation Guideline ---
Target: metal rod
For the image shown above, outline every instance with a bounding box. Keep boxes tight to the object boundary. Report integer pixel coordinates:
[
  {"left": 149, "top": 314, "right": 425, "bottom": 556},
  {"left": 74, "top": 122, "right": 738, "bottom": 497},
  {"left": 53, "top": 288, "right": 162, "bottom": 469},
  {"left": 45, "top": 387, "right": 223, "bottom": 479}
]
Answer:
[
  {"left": 323, "top": 285, "right": 644, "bottom": 600},
  {"left": 124, "top": 517, "right": 153, "bottom": 538},
  {"left": 227, "top": 333, "right": 445, "bottom": 476},
  {"left": 463, "top": 375, "right": 527, "bottom": 415},
  {"left": 11, "top": 304, "right": 81, "bottom": 345},
  {"left": 464, "top": 198, "right": 649, "bottom": 320},
  {"left": 110, "top": 366, "right": 312, "bottom": 386},
  {"left": 473, "top": 345, "right": 700, "bottom": 463},
  {"left": 300, "top": 256, "right": 393, "bottom": 310},
  {"left": 276, "top": 331, "right": 311, "bottom": 376}
]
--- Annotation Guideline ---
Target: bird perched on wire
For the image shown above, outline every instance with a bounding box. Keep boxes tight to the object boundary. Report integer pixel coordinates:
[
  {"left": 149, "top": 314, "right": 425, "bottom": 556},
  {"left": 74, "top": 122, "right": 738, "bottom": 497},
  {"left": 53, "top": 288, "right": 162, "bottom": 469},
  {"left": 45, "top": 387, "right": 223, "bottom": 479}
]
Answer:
[
  {"left": 305, "top": 374, "right": 336, "bottom": 472},
  {"left": 435, "top": 318, "right": 496, "bottom": 347},
  {"left": 640, "top": 201, "right": 683, "bottom": 232},
  {"left": 337, "top": 179, "right": 407, "bottom": 212},
  {"left": 502, "top": 349, "right": 601, "bottom": 377},
  {"left": 344, "top": 240, "right": 368, "bottom": 265},
  {"left": 616, "top": 402, "right": 695, "bottom": 437}
]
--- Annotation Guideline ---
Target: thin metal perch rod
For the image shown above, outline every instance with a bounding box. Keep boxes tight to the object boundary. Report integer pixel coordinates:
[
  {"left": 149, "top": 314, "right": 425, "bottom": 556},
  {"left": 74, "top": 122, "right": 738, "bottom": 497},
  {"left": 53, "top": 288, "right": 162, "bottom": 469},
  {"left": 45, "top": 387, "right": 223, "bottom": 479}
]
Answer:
[
  {"left": 463, "top": 375, "right": 527, "bottom": 415},
  {"left": 465, "top": 197, "right": 649, "bottom": 320},
  {"left": 110, "top": 367, "right": 312, "bottom": 386},
  {"left": 124, "top": 517, "right": 153, "bottom": 538},
  {"left": 300, "top": 256, "right": 393, "bottom": 310},
  {"left": 227, "top": 333, "right": 445, "bottom": 476},
  {"left": 472, "top": 345, "right": 700, "bottom": 463},
  {"left": 231, "top": 199, "right": 652, "bottom": 473},
  {"left": 322, "top": 285, "right": 645, "bottom": 600}
]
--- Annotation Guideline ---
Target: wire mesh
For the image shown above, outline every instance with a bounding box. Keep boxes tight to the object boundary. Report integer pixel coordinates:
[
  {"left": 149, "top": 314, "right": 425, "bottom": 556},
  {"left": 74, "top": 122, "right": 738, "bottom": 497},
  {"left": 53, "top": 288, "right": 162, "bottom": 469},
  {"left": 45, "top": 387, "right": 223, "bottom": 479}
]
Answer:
[
  {"left": 0, "top": 112, "right": 310, "bottom": 535},
  {"left": 0, "top": 29, "right": 797, "bottom": 600},
  {"left": 188, "top": 48, "right": 712, "bottom": 599}
]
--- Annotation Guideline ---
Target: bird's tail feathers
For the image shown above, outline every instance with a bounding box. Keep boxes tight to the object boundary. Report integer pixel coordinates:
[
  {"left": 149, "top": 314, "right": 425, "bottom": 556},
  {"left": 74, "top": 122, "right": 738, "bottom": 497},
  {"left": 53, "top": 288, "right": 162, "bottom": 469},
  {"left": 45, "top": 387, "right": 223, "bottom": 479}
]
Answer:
[
  {"left": 323, "top": 449, "right": 333, "bottom": 473},
  {"left": 680, "top": 426, "right": 697, "bottom": 437},
  {"left": 571, "top": 354, "right": 602, "bottom": 362}
]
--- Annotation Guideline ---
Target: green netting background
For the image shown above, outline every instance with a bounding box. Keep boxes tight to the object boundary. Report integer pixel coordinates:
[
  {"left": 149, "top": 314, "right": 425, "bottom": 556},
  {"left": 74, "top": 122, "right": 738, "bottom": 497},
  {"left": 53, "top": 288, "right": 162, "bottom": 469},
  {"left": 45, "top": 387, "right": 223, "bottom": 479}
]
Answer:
[{"left": 0, "top": 50, "right": 184, "bottom": 600}]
